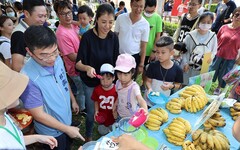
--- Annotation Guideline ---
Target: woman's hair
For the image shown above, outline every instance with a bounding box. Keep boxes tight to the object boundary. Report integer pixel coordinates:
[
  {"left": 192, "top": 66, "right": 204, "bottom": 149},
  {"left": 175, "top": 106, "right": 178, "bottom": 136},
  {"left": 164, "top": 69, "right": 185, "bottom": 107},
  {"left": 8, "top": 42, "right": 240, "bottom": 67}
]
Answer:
[
  {"left": 197, "top": 11, "right": 214, "bottom": 26},
  {"left": 4, "top": 6, "right": 18, "bottom": 18},
  {"left": 116, "top": 68, "right": 136, "bottom": 79},
  {"left": 94, "top": 3, "right": 114, "bottom": 35},
  {"left": 232, "top": 6, "right": 240, "bottom": 17},
  {"left": 0, "top": 16, "right": 11, "bottom": 36}
]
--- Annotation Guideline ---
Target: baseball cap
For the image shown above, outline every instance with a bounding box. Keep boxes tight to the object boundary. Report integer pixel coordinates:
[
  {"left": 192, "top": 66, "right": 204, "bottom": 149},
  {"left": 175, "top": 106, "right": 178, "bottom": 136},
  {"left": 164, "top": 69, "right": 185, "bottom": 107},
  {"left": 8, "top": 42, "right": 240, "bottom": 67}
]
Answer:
[
  {"left": 100, "top": 63, "right": 114, "bottom": 75},
  {"left": 0, "top": 62, "right": 29, "bottom": 110},
  {"left": 114, "top": 54, "right": 136, "bottom": 73}
]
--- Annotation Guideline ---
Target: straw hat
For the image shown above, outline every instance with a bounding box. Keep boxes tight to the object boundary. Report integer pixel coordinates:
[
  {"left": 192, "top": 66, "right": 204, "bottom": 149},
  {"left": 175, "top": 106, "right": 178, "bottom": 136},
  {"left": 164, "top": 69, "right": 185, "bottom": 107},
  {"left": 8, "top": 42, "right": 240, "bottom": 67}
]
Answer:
[{"left": 0, "top": 62, "right": 29, "bottom": 110}]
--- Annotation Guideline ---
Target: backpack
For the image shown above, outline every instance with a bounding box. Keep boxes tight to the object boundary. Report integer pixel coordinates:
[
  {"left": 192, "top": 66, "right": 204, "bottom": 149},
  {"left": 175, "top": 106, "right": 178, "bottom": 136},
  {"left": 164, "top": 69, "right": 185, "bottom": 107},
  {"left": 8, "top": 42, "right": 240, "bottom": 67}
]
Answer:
[{"left": 188, "top": 31, "right": 215, "bottom": 71}]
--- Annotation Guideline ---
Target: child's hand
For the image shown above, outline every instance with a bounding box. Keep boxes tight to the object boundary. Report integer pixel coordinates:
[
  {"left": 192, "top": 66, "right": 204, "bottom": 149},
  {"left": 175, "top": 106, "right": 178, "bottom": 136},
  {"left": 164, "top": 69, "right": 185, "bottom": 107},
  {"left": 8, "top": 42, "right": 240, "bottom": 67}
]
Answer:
[
  {"left": 147, "top": 88, "right": 153, "bottom": 94},
  {"left": 35, "top": 135, "right": 58, "bottom": 149},
  {"left": 161, "top": 82, "right": 172, "bottom": 91},
  {"left": 207, "top": 58, "right": 212, "bottom": 64},
  {"left": 113, "top": 109, "right": 118, "bottom": 119},
  {"left": 94, "top": 111, "right": 99, "bottom": 122},
  {"left": 183, "top": 64, "right": 189, "bottom": 72}
]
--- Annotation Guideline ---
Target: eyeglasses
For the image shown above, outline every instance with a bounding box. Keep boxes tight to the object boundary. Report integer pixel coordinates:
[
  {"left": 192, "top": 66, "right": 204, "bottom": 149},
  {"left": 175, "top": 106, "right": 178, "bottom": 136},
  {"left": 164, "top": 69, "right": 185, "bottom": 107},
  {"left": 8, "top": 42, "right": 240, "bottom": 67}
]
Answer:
[
  {"left": 33, "top": 49, "right": 59, "bottom": 61},
  {"left": 188, "top": 3, "right": 199, "bottom": 6},
  {"left": 59, "top": 11, "right": 72, "bottom": 17},
  {"left": 234, "top": 13, "right": 240, "bottom": 18}
]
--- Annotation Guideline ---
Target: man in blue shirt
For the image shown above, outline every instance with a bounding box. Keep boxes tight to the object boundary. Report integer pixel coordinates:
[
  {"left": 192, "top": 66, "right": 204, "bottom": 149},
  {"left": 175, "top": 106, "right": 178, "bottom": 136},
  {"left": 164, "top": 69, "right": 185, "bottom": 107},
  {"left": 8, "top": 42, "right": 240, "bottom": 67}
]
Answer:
[{"left": 20, "top": 26, "right": 84, "bottom": 150}]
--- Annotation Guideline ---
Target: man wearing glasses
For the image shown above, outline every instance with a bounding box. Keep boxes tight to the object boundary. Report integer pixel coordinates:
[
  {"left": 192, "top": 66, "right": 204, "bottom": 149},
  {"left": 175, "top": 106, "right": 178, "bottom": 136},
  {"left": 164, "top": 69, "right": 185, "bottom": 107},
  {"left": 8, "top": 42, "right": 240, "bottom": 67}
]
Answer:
[
  {"left": 174, "top": 0, "right": 201, "bottom": 43},
  {"left": 54, "top": 1, "right": 86, "bottom": 117},
  {"left": 20, "top": 26, "right": 85, "bottom": 150}
]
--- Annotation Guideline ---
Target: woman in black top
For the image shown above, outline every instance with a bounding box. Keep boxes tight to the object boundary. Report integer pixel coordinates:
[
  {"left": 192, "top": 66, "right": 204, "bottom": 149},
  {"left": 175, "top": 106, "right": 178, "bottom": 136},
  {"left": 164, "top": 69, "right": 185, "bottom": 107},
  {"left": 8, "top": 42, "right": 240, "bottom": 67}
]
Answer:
[{"left": 76, "top": 3, "right": 119, "bottom": 141}]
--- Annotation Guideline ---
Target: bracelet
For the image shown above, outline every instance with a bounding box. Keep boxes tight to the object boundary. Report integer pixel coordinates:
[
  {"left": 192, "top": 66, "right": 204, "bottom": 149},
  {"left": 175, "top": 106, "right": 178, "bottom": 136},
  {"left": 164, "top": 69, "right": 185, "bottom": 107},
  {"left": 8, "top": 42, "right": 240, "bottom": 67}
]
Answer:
[{"left": 170, "top": 83, "right": 175, "bottom": 90}]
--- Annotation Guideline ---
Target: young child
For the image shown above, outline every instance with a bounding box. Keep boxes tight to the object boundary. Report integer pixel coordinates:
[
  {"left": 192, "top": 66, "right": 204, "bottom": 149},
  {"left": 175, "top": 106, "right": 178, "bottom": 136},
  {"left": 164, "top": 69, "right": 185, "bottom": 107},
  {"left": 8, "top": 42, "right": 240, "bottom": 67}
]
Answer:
[
  {"left": 76, "top": 5, "right": 94, "bottom": 39},
  {"left": 182, "top": 12, "right": 217, "bottom": 85},
  {"left": 91, "top": 63, "right": 117, "bottom": 135},
  {"left": 145, "top": 36, "right": 183, "bottom": 106},
  {"left": 114, "top": 54, "right": 148, "bottom": 118},
  {"left": 0, "top": 62, "right": 57, "bottom": 149}
]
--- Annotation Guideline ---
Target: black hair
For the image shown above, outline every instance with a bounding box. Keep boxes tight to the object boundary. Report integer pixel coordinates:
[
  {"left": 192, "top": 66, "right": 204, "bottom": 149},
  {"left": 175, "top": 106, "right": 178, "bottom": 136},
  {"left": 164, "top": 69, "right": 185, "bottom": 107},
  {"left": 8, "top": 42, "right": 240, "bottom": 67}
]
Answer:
[
  {"left": 13, "top": 2, "right": 23, "bottom": 11},
  {"left": 53, "top": 0, "right": 72, "bottom": 14},
  {"left": 100, "top": 72, "right": 115, "bottom": 78},
  {"left": 23, "top": 0, "right": 45, "bottom": 14},
  {"left": 24, "top": 25, "right": 57, "bottom": 52},
  {"left": 0, "top": 53, "right": 5, "bottom": 63},
  {"left": 116, "top": 68, "right": 136, "bottom": 78},
  {"left": 156, "top": 36, "right": 174, "bottom": 50},
  {"left": 94, "top": 4, "right": 114, "bottom": 35},
  {"left": 198, "top": 0, "right": 202, "bottom": 4},
  {"left": 110, "top": 1, "right": 115, "bottom": 10},
  {"left": 78, "top": 5, "right": 94, "bottom": 18},
  {"left": 119, "top": 1, "right": 125, "bottom": 6},
  {"left": 197, "top": 11, "right": 214, "bottom": 26},
  {"left": 0, "top": 16, "right": 11, "bottom": 36},
  {"left": 174, "top": 42, "right": 187, "bottom": 53},
  {"left": 5, "top": 6, "right": 18, "bottom": 18},
  {"left": 145, "top": 0, "right": 157, "bottom": 8},
  {"left": 131, "top": 0, "right": 143, "bottom": 3}
]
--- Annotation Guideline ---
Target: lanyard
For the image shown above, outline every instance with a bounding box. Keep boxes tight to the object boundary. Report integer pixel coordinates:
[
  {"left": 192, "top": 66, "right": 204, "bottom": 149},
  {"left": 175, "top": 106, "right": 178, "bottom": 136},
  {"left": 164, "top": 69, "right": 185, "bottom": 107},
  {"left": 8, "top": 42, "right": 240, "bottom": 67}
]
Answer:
[{"left": 0, "top": 115, "right": 24, "bottom": 148}]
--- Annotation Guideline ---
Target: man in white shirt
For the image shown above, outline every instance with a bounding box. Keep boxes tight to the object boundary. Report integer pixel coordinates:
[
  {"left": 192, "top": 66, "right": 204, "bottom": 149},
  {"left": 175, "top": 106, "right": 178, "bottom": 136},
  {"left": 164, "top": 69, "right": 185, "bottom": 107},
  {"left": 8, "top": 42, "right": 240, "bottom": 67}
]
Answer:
[{"left": 115, "top": 0, "right": 150, "bottom": 76}]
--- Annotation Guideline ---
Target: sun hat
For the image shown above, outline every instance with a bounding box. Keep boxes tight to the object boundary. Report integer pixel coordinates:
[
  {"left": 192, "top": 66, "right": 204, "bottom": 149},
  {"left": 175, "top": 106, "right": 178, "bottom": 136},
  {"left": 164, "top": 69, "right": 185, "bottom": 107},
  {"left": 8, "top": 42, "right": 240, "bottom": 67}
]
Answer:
[
  {"left": 114, "top": 54, "right": 136, "bottom": 73},
  {"left": 0, "top": 62, "right": 29, "bottom": 110},
  {"left": 100, "top": 63, "right": 114, "bottom": 75}
]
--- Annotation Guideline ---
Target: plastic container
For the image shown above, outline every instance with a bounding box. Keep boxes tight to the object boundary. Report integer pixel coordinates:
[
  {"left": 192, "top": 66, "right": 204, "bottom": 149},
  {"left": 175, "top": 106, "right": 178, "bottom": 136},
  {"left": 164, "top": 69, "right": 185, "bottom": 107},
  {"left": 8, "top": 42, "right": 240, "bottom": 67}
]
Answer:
[{"left": 82, "top": 141, "right": 98, "bottom": 150}]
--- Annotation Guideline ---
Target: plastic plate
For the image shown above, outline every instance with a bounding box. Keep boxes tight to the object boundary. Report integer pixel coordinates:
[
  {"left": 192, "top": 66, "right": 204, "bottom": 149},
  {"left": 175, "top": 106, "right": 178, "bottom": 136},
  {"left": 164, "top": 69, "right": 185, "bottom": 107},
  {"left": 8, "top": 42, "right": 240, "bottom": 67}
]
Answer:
[
  {"left": 148, "top": 92, "right": 168, "bottom": 105},
  {"left": 82, "top": 141, "right": 98, "bottom": 150},
  {"left": 142, "top": 136, "right": 159, "bottom": 150},
  {"left": 8, "top": 108, "right": 33, "bottom": 129}
]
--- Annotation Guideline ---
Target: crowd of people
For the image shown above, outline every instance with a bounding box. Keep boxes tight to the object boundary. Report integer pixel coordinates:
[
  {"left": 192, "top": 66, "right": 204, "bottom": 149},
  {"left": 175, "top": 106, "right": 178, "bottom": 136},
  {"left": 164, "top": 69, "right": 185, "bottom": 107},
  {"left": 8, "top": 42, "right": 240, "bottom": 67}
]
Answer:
[{"left": 0, "top": 0, "right": 239, "bottom": 149}]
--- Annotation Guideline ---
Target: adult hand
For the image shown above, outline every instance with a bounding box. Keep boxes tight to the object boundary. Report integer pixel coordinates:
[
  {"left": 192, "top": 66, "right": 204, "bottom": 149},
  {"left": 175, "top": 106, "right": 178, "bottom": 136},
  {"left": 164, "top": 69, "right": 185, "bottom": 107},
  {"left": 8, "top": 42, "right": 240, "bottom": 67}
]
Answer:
[
  {"left": 72, "top": 100, "right": 79, "bottom": 114},
  {"left": 86, "top": 66, "right": 96, "bottom": 78},
  {"left": 138, "top": 66, "right": 144, "bottom": 74},
  {"left": 65, "top": 126, "right": 85, "bottom": 141},
  {"left": 36, "top": 135, "right": 58, "bottom": 149},
  {"left": 112, "top": 134, "right": 150, "bottom": 150},
  {"left": 78, "top": 146, "right": 83, "bottom": 150}
]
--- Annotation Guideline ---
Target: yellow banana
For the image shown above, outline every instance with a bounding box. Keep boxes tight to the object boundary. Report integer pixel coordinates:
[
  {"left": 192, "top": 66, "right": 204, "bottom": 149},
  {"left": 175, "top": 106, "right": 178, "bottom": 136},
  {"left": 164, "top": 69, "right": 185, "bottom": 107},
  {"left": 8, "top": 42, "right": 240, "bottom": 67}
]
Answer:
[
  {"left": 145, "top": 122, "right": 160, "bottom": 127},
  {"left": 185, "top": 86, "right": 199, "bottom": 93},
  {"left": 191, "top": 98, "right": 197, "bottom": 113},
  {"left": 230, "top": 107, "right": 237, "bottom": 112},
  {"left": 231, "top": 111, "right": 240, "bottom": 116},
  {"left": 167, "top": 138, "right": 184, "bottom": 146},
  {"left": 170, "top": 130, "right": 186, "bottom": 139},
  {"left": 179, "top": 92, "right": 192, "bottom": 99},
  {"left": 200, "top": 132, "right": 207, "bottom": 144},
  {"left": 206, "top": 134, "right": 214, "bottom": 149},
  {"left": 167, "top": 134, "right": 185, "bottom": 142},
  {"left": 150, "top": 109, "right": 163, "bottom": 117},
  {"left": 156, "top": 108, "right": 168, "bottom": 122},
  {"left": 195, "top": 145, "right": 202, "bottom": 150},
  {"left": 170, "top": 98, "right": 180, "bottom": 103},
  {"left": 192, "top": 129, "right": 203, "bottom": 141},
  {"left": 203, "top": 121, "right": 214, "bottom": 129},
  {"left": 169, "top": 109, "right": 182, "bottom": 114},
  {"left": 199, "top": 142, "right": 207, "bottom": 150},
  {"left": 148, "top": 113, "right": 163, "bottom": 122},
  {"left": 188, "top": 144, "right": 196, "bottom": 150},
  {"left": 192, "top": 97, "right": 200, "bottom": 111},
  {"left": 169, "top": 122, "right": 186, "bottom": 131},
  {"left": 169, "top": 101, "right": 182, "bottom": 108},
  {"left": 182, "top": 90, "right": 196, "bottom": 96},
  {"left": 147, "top": 117, "right": 162, "bottom": 126},
  {"left": 168, "top": 125, "right": 186, "bottom": 135},
  {"left": 145, "top": 123, "right": 160, "bottom": 131},
  {"left": 212, "top": 135, "right": 223, "bottom": 150}
]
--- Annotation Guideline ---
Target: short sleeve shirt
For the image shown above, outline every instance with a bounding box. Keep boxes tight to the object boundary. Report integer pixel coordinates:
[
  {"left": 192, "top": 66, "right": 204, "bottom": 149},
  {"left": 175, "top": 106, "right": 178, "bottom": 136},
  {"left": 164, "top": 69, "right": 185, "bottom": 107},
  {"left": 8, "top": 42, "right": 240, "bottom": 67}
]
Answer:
[
  {"left": 91, "top": 85, "right": 118, "bottom": 126},
  {"left": 116, "top": 81, "right": 141, "bottom": 118},
  {"left": 56, "top": 24, "right": 80, "bottom": 76},
  {"left": 114, "top": 13, "right": 149, "bottom": 55}
]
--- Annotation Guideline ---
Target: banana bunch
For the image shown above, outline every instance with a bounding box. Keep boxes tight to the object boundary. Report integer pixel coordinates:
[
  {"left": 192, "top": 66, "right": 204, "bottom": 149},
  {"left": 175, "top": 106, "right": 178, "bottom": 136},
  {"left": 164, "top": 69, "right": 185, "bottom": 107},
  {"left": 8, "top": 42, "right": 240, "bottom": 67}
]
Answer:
[
  {"left": 182, "top": 140, "right": 196, "bottom": 150},
  {"left": 166, "top": 97, "right": 185, "bottom": 114},
  {"left": 163, "top": 117, "right": 191, "bottom": 146},
  {"left": 145, "top": 108, "right": 168, "bottom": 131},
  {"left": 192, "top": 129, "right": 230, "bottom": 150},
  {"left": 203, "top": 111, "right": 226, "bottom": 130},
  {"left": 230, "top": 102, "right": 240, "bottom": 120},
  {"left": 179, "top": 85, "right": 208, "bottom": 113}
]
